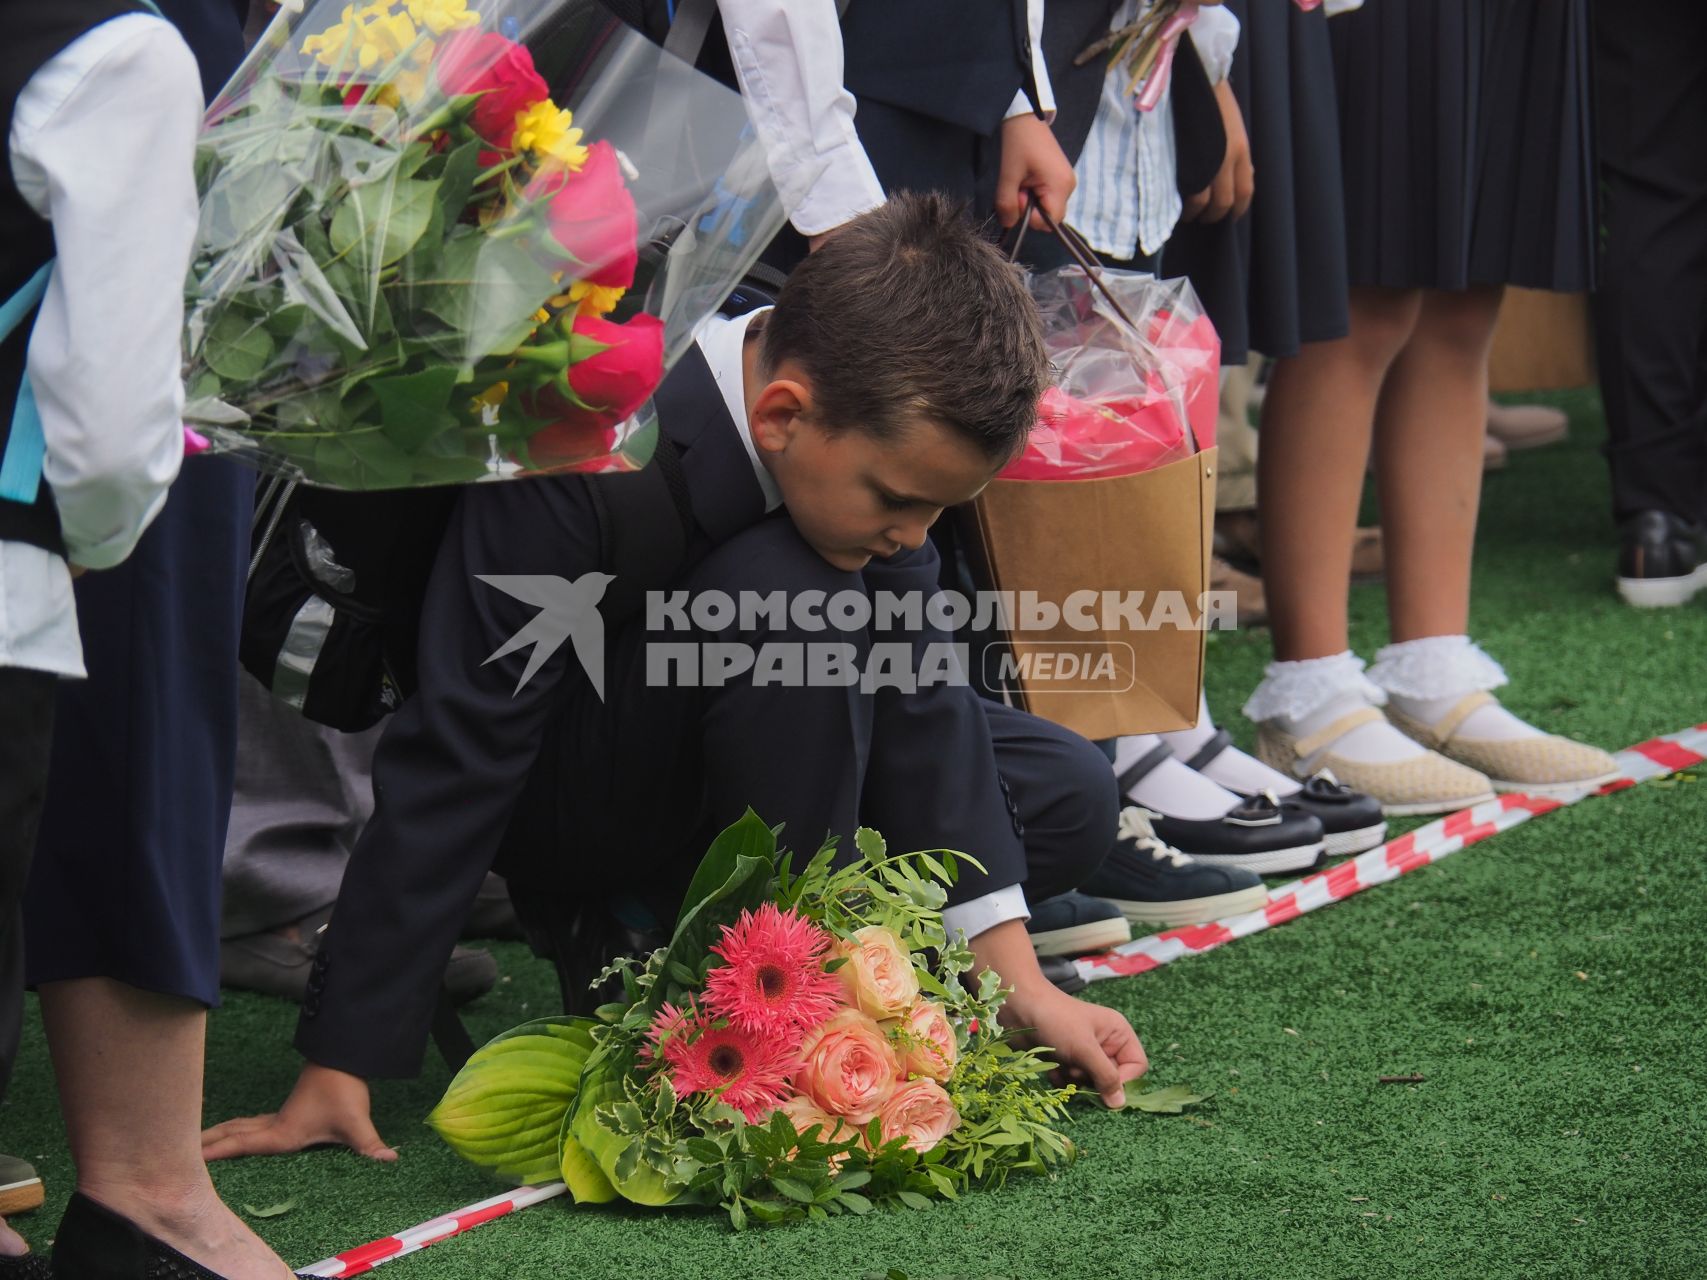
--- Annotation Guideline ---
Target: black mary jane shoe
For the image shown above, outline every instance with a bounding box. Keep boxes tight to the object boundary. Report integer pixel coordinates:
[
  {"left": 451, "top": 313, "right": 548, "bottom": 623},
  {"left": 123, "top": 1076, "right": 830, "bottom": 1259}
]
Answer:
[
  {"left": 0, "top": 1253, "right": 52, "bottom": 1280},
  {"left": 1182, "top": 729, "right": 1388, "bottom": 859}
]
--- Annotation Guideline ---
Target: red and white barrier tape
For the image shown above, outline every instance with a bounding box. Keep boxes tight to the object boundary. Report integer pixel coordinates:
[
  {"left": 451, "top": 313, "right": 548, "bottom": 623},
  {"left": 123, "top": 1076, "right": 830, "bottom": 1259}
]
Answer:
[
  {"left": 1075, "top": 724, "right": 1707, "bottom": 984},
  {"left": 297, "top": 1182, "right": 566, "bottom": 1276}
]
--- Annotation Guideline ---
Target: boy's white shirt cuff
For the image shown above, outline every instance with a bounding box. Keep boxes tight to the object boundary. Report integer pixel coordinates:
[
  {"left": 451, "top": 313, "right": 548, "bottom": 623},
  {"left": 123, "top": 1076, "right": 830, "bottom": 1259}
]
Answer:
[
  {"left": 1004, "top": 0, "right": 1057, "bottom": 119},
  {"left": 941, "top": 884, "right": 1031, "bottom": 942}
]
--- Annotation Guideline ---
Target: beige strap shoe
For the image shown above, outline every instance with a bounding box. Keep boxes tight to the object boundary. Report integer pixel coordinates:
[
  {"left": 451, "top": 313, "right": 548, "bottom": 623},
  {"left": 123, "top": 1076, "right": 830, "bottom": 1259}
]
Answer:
[
  {"left": 1254, "top": 706, "right": 1496, "bottom": 817},
  {"left": 1386, "top": 692, "right": 1621, "bottom": 798}
]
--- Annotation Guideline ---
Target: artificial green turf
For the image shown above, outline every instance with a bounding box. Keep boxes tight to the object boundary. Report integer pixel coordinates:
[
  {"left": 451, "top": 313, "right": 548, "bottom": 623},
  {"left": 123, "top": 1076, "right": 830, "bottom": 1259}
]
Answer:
[{"left": 4, "top": 390, "right": 1704, "bottom": 1278}]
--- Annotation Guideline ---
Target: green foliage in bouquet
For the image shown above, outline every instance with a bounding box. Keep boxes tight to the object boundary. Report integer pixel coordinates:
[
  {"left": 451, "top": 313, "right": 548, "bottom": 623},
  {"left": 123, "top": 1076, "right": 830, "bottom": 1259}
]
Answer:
[
  {"left": 185, "top": 0, "right": 669, "bottom": 487},
  {"left": 428, "top": 812, "right": 1080, "bottom": 1228}
]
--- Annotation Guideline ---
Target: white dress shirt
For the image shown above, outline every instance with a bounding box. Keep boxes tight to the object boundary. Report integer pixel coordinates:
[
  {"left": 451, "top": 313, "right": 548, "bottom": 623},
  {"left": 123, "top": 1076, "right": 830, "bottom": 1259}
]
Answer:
[
  {"left": 718, "top": 1, "right": 1055, "bottom": 236},
  {"left": 1065, "top": 0, "right": 1240, "bottom": 260},
  {"left": 2, "top": 13, "right": 200, "bottom": 676},
  {"left": 694, "top": 306, "right": 1029, "bottom": 940}
]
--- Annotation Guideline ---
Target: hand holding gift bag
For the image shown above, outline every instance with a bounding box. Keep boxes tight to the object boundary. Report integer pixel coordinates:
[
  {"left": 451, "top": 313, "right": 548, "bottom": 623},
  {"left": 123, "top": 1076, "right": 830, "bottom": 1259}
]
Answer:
[{"left": 965, "top": 212, "right": 1222, "bottom": 740}]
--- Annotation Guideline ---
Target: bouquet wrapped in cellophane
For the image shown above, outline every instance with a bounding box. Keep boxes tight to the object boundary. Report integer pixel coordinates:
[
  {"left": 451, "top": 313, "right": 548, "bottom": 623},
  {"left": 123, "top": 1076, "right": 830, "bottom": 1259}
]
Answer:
[
  {"left": 428, "top": 814, "right": 1078, "bottom": 1228},
  {"left": 184, "top": 0, "right": 788, "bottom": 488}
]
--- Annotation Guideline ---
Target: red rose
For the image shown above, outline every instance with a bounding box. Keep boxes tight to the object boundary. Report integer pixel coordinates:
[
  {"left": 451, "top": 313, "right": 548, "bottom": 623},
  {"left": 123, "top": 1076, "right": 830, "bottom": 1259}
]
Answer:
[
  {"left": 528, "top": 417, "right": 622, "bottom": 470},
  {"left": 530, "top": 141, "right": 639, "bottom": 288},
  {"left": 431, "top": 31, "right": 547, "bottom": 149},
  {"left": 523, "top": 312, "right": 664, "bottom": 439}
]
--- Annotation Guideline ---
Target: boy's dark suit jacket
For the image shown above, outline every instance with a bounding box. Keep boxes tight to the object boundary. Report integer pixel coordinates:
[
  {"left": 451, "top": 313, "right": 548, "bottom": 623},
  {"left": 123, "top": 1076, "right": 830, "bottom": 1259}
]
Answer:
[{"left": 295, "top": 346, "right": 1031, "bottom": 1079}]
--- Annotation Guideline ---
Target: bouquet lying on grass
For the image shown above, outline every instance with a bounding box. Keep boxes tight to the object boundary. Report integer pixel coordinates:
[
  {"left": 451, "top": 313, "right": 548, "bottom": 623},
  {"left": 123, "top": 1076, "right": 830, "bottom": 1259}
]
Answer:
[
  {"left": 184, "top": 0, "right": 784, "bottom": 487},
  {"left": 428, "top": 814, "right": 1079, "bottom": 1228}
]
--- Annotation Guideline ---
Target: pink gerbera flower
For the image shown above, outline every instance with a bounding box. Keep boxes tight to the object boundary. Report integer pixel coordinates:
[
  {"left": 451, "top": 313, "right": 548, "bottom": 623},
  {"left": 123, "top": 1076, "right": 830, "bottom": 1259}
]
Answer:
[
  {"left": 703, "top": 904, "right": 845, "bottom": 1035},
  {"left": 662, "top": 1018, "right": 797, "bottom": 1121},
  {"left": 641, "top": 1000, "right": 695, "bottom": 1063}
]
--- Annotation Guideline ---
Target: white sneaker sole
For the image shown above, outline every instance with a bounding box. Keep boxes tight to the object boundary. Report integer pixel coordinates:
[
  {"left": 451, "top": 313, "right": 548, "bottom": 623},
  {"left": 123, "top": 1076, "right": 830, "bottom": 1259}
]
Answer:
[
  {"left": 1617, "top": 565, "right": 1707, "bottom": 607},
  {"left": 1322, "top": 822, "right": 1389, "bottom": 857},
  {"left": 1107, "top": 883, "right": 1271, "bottom": 927},
  {"left": 1029, "top": 916, "right": 1133, "bottom": 958},
  {"left": 1187, "top": 841, "right": 1325, "bottom": 875}
]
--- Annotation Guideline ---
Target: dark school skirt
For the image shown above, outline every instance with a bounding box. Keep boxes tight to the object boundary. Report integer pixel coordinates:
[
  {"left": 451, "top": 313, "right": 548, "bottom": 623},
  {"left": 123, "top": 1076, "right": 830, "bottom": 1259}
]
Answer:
[
  {"left": 24, "top": 458, "right": 251, "bottom": 1008},
  {"left": 1163, "top": 0, "right": 1352, "bottom": 363},
  {"left": 1330, "top": 0, "right": 1595, "bottom": 292}
]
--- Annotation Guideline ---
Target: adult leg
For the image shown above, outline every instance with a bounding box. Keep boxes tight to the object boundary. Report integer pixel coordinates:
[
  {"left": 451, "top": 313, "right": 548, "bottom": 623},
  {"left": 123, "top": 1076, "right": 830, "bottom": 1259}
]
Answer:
[
  {"left": 1259, "top": 286, "right": 1422, "bottom": 659},
  {"left": 39, "top": 980, "right": 290, "bottom": 1279},
  {"left": 1592, "top": 0, "right": 1707, "bottom": 529}
]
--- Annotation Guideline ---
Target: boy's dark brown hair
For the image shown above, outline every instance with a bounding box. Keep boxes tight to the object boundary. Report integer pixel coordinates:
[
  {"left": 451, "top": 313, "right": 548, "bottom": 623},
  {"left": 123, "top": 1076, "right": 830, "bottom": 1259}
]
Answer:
[{"left": 758, "top": 192, "right": 1047, "bottom": 463}]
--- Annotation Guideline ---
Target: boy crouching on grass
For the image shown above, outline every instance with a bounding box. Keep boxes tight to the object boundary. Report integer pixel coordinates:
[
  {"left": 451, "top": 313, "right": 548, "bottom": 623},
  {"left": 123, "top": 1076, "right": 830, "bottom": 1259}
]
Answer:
[{"left": 203, "top": 194, "right": 1147, "bottom": 1167}]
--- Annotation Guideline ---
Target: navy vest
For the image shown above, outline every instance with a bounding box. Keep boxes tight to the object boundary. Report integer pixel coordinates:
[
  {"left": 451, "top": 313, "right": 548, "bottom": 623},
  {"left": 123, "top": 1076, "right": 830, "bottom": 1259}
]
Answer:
[{"left": 0, "top": 0, "right": 147, "bottom": 557}]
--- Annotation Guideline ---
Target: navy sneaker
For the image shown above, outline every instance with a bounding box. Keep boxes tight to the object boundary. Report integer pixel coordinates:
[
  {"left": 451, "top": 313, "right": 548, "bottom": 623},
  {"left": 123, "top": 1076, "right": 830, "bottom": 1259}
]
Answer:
[
  {"left": 1083, "top": 808, "right": 1270, "bottom": 927},
  {"left": 1027, "top": 891, "right": 1133, "bottom": 957}
]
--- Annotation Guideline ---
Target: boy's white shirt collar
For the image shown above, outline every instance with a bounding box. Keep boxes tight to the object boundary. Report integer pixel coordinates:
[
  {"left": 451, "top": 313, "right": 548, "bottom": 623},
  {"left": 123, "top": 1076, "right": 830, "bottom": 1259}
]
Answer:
[{"left": 695, "top": 307, "right": 783, "bottom": 513}]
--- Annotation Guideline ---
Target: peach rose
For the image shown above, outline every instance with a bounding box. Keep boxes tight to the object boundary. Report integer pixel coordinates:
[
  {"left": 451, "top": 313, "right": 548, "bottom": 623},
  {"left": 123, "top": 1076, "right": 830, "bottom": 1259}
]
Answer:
[
  {"left": 896, "top": 1000, "right": 957, "bottom": 1082},
  {"left": 794, "top": 1009, "right": 900, "bottom": 1124},
  {"left": 875, "top": 1078, "right": 960, "bottom": 1154},
  {"left": 834, "top": 926, "right": 920, "bottom": 1020}
]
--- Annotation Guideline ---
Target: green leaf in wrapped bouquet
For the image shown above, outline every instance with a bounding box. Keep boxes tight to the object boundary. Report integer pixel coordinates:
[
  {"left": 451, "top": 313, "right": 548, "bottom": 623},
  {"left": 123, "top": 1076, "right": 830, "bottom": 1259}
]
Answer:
[
  {"left": 329, "top": 176, "right": 441, "bottom": 271},
  {"left": 369, "top": 365, "right": 460, "bottom": 453},
  {"left": 419, "top": 231, "right": 562, "bottom": 368},
  {"left": 427, "top": 1016, "right": 599, "bottom": 1186},
  {"left": 568, "top": 1043, "right": 680, "bottom": 1206},
  {"left": 203, "top": 312, "right": 276, "bottom": 383}
]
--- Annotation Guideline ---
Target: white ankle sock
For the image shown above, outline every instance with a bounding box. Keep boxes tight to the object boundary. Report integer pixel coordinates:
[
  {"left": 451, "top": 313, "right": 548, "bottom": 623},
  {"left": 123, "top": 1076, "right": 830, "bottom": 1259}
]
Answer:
[
  {"left": 1161, "top": 695, "right": 1302, "bottom": 796},
  {"left": 1243, "top": 651, "right": 1430, "bottom": 765},
  {"left": 1111, "top": 733, "right": 1243, "bottom": 819},
  {"left": 1369, "top": 635, "right": 1541, "bottom": 742}
]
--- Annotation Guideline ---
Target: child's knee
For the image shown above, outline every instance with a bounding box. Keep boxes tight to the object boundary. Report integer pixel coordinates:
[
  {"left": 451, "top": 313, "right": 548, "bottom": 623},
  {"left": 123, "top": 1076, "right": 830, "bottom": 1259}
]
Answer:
[{"left": 683, "top": 521, "right": 865, "bottom": 635}]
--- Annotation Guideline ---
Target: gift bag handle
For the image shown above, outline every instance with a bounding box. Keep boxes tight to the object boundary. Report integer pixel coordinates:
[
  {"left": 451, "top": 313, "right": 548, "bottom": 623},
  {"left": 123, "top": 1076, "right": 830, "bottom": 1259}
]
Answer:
[{"left": 1006, "top": 194, "right": 1142, "bottom": 335}]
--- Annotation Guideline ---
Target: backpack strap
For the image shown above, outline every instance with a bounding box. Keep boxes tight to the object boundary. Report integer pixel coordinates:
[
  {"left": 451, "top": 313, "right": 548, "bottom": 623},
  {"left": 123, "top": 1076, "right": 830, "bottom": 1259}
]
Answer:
[{"left": 0, "top": 262, "right": 53, "bottom": 505}]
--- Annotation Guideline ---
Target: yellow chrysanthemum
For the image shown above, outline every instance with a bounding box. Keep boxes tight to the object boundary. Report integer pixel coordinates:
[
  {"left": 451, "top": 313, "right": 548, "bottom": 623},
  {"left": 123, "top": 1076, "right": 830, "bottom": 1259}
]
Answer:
[
  {"left": 300, "top": 3, "right": 419, "bottom": 72},
  {"left": 404, "top": 0, "right": 480, "bottom": 35},
  {"left": 554, "top": 280, "right": 626, "bottom": 318},
  {"left": 469, "top": 382, "right": 509, "bottom": 413},
  {"left": 510, "top": 100, "right": 588, "bottom": 170}
]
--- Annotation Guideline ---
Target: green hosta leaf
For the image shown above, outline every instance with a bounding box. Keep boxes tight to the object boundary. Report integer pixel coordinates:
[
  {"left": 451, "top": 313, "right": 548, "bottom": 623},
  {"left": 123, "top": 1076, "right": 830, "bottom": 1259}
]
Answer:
[
  {"left": 557, "top": 1100, "right": 615, "bottom": 1204},
  {"left": 367, "top": 364, "right": 460, "bottom": 453},
  {"left": 428, "top": 1017, "right": 597, "bottom": 1185},
  {"left": 329, "top": 176, "right": 440, "bottom": 270},
  {"left": 569, "top": 1042, "right": 679, "bottom": 1205},
  {"left": 203, "top": 311, "right": 275, "bottom": 384},
  {"left": 1123, "top": 1084, "right": 1214, "bottom": 1114}
]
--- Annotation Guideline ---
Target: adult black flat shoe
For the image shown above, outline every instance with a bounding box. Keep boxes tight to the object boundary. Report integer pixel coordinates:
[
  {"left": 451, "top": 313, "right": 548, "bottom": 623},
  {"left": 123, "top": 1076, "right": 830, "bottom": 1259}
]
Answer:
[{"left": 52, "top": 1192, "right": 277, "bottom": 1280}]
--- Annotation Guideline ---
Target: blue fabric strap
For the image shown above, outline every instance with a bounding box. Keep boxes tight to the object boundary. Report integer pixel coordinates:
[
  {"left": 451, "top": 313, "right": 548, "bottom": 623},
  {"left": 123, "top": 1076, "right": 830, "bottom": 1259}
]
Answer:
[{"left": 0, "top": 261, "right": 54, "bottom": 505}]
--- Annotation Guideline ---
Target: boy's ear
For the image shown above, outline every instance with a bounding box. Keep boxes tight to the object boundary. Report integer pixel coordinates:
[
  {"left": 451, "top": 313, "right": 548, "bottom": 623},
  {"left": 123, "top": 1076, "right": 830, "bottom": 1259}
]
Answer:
[{"left": 749, "top": 375, "right": 814, "bottom": 455}]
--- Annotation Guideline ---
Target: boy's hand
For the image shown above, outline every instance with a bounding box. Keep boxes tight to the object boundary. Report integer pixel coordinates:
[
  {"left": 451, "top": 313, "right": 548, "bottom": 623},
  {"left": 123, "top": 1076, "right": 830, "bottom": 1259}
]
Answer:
[
  {"left": 202, "top": 1062, "right": 398, "bottom": 1163},
  {"left": 1002, "top": 980, "right": 1149, "bottom": 1107},
  {"left": 1182, "top": 78, "right": 1253, "bottom": 224},
  {"left": 968, "top": 919, "right": 1147, "bottom": 1107},
  {"left": 996, "top": 114, "right": 1077, "bottom": 231}
]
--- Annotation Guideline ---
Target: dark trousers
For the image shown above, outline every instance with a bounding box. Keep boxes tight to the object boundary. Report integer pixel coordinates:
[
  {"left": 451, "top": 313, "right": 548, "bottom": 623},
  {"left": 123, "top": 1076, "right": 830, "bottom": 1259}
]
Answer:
[
  {"left": 0, "top": 667, "right": 55, "bottom": 1105},
  {"left": 504, "top": 517, "right": 1117, "bottom": 921},
  {"left": 1592, "top": 0, "right": 1707, "bottom": 526}
]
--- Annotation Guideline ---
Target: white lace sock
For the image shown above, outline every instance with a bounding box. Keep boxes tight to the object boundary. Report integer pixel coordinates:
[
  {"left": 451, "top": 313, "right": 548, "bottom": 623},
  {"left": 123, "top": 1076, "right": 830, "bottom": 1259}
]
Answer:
[
  {"left": 1243, "top": 651, "right": 1430, "bottom": 764},
  {"left": 1111, "top": 733, "right": 1243, "bottom": 819},
  {"left": 1161, "top": 694, "right": 1302, "bottom": 796},
  {"left": 1368, "top": 635, "right": 1539, "bottom": 742}
]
